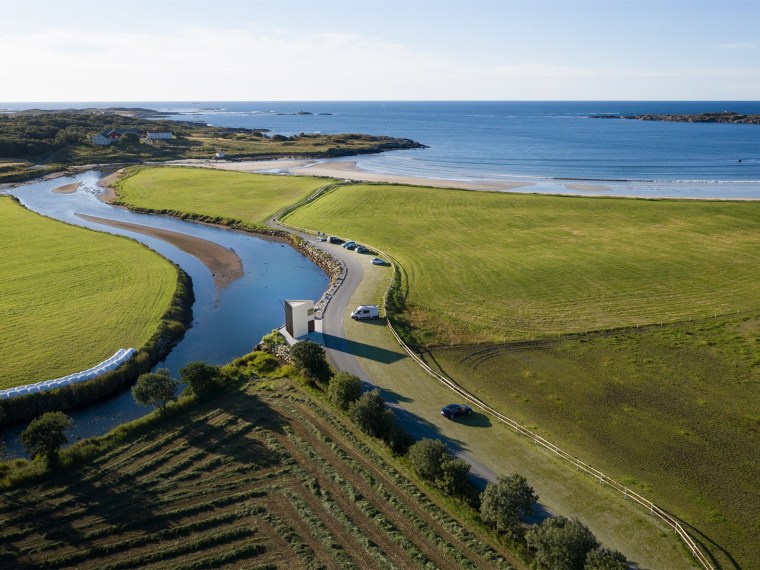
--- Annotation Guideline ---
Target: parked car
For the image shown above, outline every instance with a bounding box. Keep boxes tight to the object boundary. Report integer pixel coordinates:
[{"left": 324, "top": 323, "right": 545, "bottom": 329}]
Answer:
[
  {"left": 440, "top": 404, "right": 472, "bottom": 419},
  {"left": 328, "top": 236, "right": 341, "bottom": 244},
  {"left": 371, "top": 257, "right": 387, "bottom": 265},
  {"left": 342, "top": 240, "right": 356, "bottom": 249},
  {"left": 355, "top": 245, "right": 368, "bottom": 254}
]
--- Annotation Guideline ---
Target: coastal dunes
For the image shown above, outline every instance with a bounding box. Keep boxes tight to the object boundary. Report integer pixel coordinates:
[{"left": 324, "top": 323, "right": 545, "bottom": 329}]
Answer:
[{"left": 0, "top": 196, "right": 178, "bottom": 389}]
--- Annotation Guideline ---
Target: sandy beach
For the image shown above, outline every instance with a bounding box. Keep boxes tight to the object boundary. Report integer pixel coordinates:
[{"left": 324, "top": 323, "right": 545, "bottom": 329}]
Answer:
[
  {"left": 76, "top": 213, "right": 243, "bottom": 290},
  {"left": 165, "top": 158, "right": 536, "bottom": 192}
]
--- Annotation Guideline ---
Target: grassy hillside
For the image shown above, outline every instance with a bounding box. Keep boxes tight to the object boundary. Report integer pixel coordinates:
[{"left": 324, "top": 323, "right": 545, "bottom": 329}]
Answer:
[
  {"left": 0, "top": 197, "right": 178, "bottom": 388},
  {"left": 428, "top": 315, "right": 760, "bottom": 569},
  {"left": 114, "top": 167, "right": 327, "bottom": 224},
  {"left": 283, "top": 183, "right": 760, "bottom": 345},
  {"left": 0, "top": 382, "right": 518, "bottom": 570}
]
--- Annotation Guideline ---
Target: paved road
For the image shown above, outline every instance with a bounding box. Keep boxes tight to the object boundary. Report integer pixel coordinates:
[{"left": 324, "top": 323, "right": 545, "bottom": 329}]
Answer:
[{"left": 267, "top": 216, "right": 499, "bottom": 488}]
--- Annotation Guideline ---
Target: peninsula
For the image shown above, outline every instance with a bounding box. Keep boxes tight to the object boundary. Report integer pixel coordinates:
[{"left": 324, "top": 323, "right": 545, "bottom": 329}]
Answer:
[
  {"left": 0, "top": 108, "right": 426, "bottom": 182},
  {"left": 591, "top": 111, "right": 760, "bottom": 124}
]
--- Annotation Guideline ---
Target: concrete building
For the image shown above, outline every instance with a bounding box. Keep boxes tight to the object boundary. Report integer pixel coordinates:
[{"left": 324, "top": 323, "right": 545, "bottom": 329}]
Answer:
[{"left": 284, "top": 300, "right": 315, "bottom": 339}]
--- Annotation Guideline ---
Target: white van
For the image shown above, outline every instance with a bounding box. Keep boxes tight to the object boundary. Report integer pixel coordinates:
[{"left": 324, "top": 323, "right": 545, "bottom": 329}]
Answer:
[{"left": 351, "top": 305, "right": 379, "bottom": 320}]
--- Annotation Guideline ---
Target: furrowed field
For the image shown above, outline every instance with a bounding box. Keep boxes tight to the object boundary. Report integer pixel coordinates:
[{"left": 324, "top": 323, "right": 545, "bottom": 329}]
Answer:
[
  {"left": 284, "top": 183, "right": 760, "bottom": 569},
  {"left": 0, "top": 382, "right": 517, "bottom": 570},
  {"left": 114, "top": 167, "right": 328, "bottom": 224},
  {"left": 0, "top": 197, "right": 177, "bottom": 388}
]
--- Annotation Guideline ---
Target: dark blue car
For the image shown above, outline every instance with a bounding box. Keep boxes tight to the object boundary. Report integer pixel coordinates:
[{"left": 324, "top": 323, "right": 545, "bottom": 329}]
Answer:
[{"left": 441, "top": 403, "right": 472, "bottom": 419}]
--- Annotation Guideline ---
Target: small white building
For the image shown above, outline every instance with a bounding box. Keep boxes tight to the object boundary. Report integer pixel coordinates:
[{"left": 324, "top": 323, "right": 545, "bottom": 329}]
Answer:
[
  {"left": 284, "top": 300, "right": 315, "bottom": 339},
  {"left": 91, "top": 133, "right": 111, "bottom": 145},
  {"left": 146, "top": 131, "right": 173, "bottom": 140}
]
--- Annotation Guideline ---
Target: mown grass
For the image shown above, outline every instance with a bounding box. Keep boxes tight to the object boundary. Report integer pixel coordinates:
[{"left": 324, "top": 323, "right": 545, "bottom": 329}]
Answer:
[
  {"left": 0, "top": 380, "right": 517, "bottom": 570},
  {"left": 0, "top": 196, "right": 178, "bottom": 388},
  {"left": 284, "top": 182, "right": 760, "bottom": 568},
  {"left": 428, "top": 313, "right": 760, "bottom": 569},
  {"left": 113, "top": 166, "right": 330, "bottom": 225},
  {"left": 283, "top": 183, "right": 760, "bottom": 345}
]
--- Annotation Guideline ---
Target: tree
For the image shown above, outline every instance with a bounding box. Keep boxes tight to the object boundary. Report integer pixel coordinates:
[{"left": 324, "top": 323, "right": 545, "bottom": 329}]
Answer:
[
  {"left": 132, "top": 368, "right": 179, "bottom": 412},
  {"left": 348, "top": 389, "right": 395, "bottom": 438},
  {"left": 327, "top": 372, "right": 362, "bottom": 410},
  {"left": 20, "top": 411, "right": 72, "bottom": 461},
  {"left": 584, "top": 547, "right": 628, "bottom": 570},
  {"left": 180, "top": 361, "right": 223, "bottom": 397},
  {"left": 526, "top": 516, "right": 599, "bottom": 570},
  {"left": 118, "top": 132, "right": 140, "bottom": 146},
  {"left": 408, "top": 438, "right": 448, "bottom": 479},
  {"left": 436, "top": 457, "right": 470, "bottom": 496},
  {"left": 480, "top": 474, "right": 538, "bottom": 539},
  {"left": 289, "top": 340, "right": 331, "bottom": 385}
]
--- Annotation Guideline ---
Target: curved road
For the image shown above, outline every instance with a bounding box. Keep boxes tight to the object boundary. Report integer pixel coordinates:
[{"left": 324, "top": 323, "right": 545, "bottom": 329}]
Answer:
[{"left": 267, "top": 215, "right": 500, "bottom": 486}]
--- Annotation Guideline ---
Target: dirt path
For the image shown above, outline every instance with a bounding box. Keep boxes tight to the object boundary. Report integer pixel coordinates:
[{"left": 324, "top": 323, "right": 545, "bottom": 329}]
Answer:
[{"left": 76, "top": 213, "right": 243, "bottom": 290}]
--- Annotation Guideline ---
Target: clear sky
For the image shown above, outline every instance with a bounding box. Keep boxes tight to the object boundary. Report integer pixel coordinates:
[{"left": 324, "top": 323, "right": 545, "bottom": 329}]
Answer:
[{"left": 1, "top": 0, "right": 758, "bottom": 101}]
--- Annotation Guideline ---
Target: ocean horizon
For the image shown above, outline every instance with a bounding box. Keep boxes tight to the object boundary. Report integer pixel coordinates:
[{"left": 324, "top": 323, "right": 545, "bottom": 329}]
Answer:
[{"left": 3, "top": 101, "right": 760, "bottom": 197}]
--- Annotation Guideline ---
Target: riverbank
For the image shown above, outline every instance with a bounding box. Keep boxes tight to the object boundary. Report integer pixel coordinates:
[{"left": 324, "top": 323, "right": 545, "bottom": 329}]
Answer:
[{"left": 77, "top": 213, "right": 243, "bottom": 290}]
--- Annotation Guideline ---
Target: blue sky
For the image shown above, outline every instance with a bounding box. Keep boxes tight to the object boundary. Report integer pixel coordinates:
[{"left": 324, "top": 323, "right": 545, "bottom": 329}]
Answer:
[{"left": 1, "top": 0, "right": 758, "bottom": 101}]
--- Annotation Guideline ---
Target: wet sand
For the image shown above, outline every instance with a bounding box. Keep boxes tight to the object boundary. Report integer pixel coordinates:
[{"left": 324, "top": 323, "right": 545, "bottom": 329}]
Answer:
[
  {"left": 565, "top": 183, "right": 611, "bottom": 192},
  {"left": 76, "top": 213, "right": 243, "bottom": 290},
  {"left": 53, "top": 182, "right": 80, "bottom": 194},
  {"left": 291, "top": 160, "right": 535, "bottom": 191}
]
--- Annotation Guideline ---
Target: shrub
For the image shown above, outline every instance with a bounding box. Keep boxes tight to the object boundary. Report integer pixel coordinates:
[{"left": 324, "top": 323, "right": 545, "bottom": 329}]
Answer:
[
  {"left": 436, "top": 457, "right": 470, "bottom": 496},
  {"left": 583, "top": 547, "right": 628, "bottom": 570},
  {"left": 480, "top": 473, "right": 538, "bottom": 539},
  {"left": 327, "top": 372, "right": 362, "bottom": 410},
  {"left": 180, "top": 362, "right": 224, "bottom": 397},
  {"left": 526, "top": 516, "right": 598, "bottom": 570},
  {"left": 289, "top": 340, "right": 332, "bottom": 385},
  {"left": 20, "top": 411, "right": 72, "bottom": 461},
  {"left": 348, "top": 389, "right": 392, "bottom": 437},
  {"left": 132, "top": 368, "right": 179, "bottom": 412},
  {"left": 249, "top": 352, "right": 280, "bottom": 375},
  {"left": 408, "top": 438, "right": 448, "bottom": 480}
]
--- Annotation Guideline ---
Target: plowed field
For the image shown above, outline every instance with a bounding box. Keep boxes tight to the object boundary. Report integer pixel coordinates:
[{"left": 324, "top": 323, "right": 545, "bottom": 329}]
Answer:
[{"left": 0, "top": 383, "right": 517, "bottom": 569}]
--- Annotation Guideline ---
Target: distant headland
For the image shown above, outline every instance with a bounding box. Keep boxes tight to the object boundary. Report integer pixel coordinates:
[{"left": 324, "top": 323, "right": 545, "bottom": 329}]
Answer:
[{"left": 590, "top": 111, "right": 760, "bottom": 124}]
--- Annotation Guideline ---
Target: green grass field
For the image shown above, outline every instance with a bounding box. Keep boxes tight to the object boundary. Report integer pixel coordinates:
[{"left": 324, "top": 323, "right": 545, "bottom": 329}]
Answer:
[
  {"left": 114, "top": 167, "right": 329, "bottom": 224},
  {"left": 0, "top": 381, "right": 518, "bottom": 570},
  {"left": 284, "top": 184, "right": 760, "bottom": 345},
  {"left": 427, "top": 315, "right": 760, "bottom": 569},
  {"left": 0, "top": 197, "right": 178, "bottom": 388},
  {"left": 283, "top": 183, "right": 760, "bottom": 569}
]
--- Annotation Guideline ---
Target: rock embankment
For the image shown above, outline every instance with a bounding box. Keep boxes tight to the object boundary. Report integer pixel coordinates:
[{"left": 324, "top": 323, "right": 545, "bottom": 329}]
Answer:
[{"left": 591, "top": 111, "right": 760, "bottom": 124}]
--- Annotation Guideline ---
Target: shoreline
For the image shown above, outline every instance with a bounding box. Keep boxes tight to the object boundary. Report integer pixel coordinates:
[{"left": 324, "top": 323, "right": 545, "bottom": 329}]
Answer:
[{"left": 160, "top": 157, "right": 760, "bottom": 200}]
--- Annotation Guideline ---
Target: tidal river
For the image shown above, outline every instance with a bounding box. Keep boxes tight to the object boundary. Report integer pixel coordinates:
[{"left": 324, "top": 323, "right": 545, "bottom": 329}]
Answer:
[{"left": 1, "top": 170, "right": 328, "bottom": 457}]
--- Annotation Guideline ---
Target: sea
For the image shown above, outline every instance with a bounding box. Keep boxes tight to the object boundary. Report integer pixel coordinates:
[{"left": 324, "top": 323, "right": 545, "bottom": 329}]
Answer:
[{"left": 3, "top": 101, "right": 760, "bottom": 197}]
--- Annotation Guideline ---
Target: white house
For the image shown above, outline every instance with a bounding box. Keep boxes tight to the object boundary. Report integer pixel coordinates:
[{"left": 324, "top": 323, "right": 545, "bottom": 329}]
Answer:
[
  {"left": 146, "top": 131, "right": 173, "bottom": 140},
  {"left": 91, "top": 133, "right": 111, "bottom": 145},
  {"left": 284, "top": 300, "right": 315, "bottom": 339}
]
